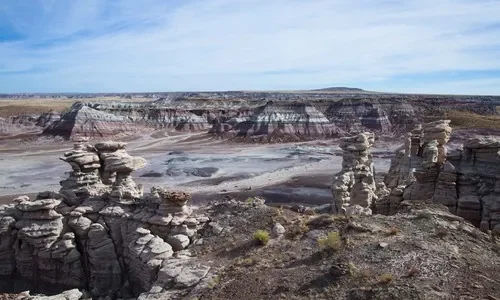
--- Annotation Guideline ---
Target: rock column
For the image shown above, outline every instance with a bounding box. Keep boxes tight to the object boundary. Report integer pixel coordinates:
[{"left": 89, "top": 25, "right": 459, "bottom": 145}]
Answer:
[
  {"left": 332, "top": 132, "right": 376, "bottom": 214},
  {"left": 59, "top": 137, "right": 107, "bottom": 204},
  {"left": 403, "top": 120, "right": 452, "bottom": 200},
  {"left": 95, "top": 141, "right": 146, "bottom": 204}
]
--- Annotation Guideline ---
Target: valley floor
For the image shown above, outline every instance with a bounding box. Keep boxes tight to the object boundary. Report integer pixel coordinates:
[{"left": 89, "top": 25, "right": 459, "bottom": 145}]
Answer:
[{"left": 0, "top": 132, "right": 397, "bottom": 206}]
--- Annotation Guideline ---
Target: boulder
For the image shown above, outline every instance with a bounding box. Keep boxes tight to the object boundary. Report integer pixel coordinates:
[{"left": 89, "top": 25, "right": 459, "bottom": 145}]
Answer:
[{"left": 167, "top": 234, "right": 190, "bottom": 251}]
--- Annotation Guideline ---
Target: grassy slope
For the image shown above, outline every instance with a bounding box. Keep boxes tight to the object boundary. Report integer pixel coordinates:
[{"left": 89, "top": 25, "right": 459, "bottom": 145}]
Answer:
[
  {"left": 0, "top": 97, "right": 153, "bottom": 118},
  {"left": 443, "top": 109, "right": 500, "bottom": 129}
]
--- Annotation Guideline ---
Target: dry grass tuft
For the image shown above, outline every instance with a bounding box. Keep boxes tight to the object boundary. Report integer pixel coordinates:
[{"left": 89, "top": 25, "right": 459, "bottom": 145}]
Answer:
[
  {"left": 318, "top": 232, "right": 342, "bottom": 251},
  {"left": 207, "top": 276, "right": 220, "bottom": 289},
  {"left": 348, "top": 262, "right": 373, "bottom": 279},
  {"left": 235, "top": 257, "right": 259, "bottom": 267},
  {"left": 378, "top": 273, "right": 394, "bottom": 284}
]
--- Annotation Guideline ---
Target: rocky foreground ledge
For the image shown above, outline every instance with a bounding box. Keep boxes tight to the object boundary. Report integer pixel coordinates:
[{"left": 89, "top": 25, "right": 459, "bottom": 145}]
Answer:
[{"left": 2, "top": 196, "right": 500, "bottom": 300}]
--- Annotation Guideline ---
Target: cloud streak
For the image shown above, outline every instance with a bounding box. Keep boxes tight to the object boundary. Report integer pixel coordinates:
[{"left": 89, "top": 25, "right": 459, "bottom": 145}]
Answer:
[{"left": 1, "top": 0, "right": 500, "bottom": 94}]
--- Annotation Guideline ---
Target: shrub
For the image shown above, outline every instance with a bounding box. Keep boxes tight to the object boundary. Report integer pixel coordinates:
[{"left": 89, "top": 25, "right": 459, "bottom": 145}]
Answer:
[
  {"left": 378, "top": 273, "right": 394, "bottom": 284},
  {"left": 318, "top": 232, "right": 342, "bottom": 251},
  {"left": 253, "top": 230, "right": 270, "bottom": 245},
  {"left": 286, "top": 217, "right": 310, "bottom": 239},
  {"left": 348, "top": 262, "right": 372, "bottom": 279}
]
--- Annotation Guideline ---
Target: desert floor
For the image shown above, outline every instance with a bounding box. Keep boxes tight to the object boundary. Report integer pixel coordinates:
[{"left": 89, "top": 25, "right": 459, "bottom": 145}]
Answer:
[{"left": 0, "top": 132, "right": 399, "bottom": 206}]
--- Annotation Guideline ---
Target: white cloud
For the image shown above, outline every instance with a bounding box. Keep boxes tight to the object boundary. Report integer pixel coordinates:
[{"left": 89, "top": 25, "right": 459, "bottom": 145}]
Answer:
[{"left": 1, "top": 0, "right": 500, "bottom": 94}]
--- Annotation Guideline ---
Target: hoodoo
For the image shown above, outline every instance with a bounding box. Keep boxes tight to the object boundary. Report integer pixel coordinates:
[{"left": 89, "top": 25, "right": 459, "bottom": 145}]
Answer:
[{"left": 331, "top": 132, "right": 378, "bottom": 214}]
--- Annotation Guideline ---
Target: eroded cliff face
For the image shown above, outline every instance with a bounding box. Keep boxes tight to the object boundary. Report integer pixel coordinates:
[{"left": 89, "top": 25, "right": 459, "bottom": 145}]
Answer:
[
  {"left": 0, "top": 111, "right": 61, "bottom": 136},
  {"left": 322, "top": 99, "right": 408, "bottom": 133},
  {"left": 447, "top": 138, "right": 500, "bottom": 230},
  {"left": 232, "top": 101, "right": 344, "bottom": 141},
  {"left": 40, "top": 93, "right": 499, "bottom": 141},
  {"left": 380, "top": 120, "right": 500, "bottom": 231},
  {"left": 0, "top": 139, "right": 214, "bottom": 299},
  {"left": 43, "top": 104, "right": 140, "bottom": 139},
  {"left": 96, "top": 101, "right": 209, "bottom": 131},
  {"left": 44, "top": 102, "right": 209, "bottom": 139}
]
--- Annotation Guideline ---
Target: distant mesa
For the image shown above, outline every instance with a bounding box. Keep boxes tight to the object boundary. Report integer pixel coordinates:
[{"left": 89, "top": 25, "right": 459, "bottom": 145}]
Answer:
[{"left": 311, "top": 87, "right": 367, "bottom": 92}]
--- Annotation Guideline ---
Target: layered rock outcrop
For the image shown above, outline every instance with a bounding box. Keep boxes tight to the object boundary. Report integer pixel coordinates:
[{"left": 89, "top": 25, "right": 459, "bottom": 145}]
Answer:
[
  {"left": 59, "top": 137, "right": 108, "bottom": 203},
  {"left": 331, "top": 132, "right": 378, "bottom": 214},
  {"left": 95, "top": 141, "right": 146, "bottom": 204},
  {"left": 322, "top": 98, "right": 416, "bottom": 133},
  {"left": 403, "top": 120, "right": 452, "bottom": 200},
  {"left": 37, "top": 93, "right": 499, "bottom": 141},
  {"left": 383, "top": 120, "right": 500, "bottom": 230},
  {"left": 44, "top": 102, "right": 209, "bottom": 139},
  {"left": 9, "top": 193, "right": 86, "bottom": 292},
  {"left": 381, "top": 121, "right": 452, "bottom": 213},
  {"left": 0, "top": 111, "right": 60, "bottom": 136},
  {"left": 449, "top": 137, "right": 500, "bottom": 230},
  {"left": 0, "top": 140, "right": 212, "bottom": 299},
  {"left": 43, "top": 104, "right": 139, "bottom": 139},
  {"left": 36, "top": 111, "right": 61, "bottom": 128},
  {"left": 236, "top": 101, "right": 344, "bottom": 142}
]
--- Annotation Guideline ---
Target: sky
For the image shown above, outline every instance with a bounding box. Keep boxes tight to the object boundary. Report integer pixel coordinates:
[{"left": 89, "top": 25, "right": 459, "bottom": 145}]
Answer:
[{"left": 1, "top": 0, "right": 500, "bottom": 95}]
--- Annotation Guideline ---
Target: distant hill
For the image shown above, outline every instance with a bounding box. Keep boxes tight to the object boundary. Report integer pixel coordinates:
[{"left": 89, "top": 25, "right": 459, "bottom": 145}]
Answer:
[{"left": 311, "top": 87, "right": 367, "bottom": 92}]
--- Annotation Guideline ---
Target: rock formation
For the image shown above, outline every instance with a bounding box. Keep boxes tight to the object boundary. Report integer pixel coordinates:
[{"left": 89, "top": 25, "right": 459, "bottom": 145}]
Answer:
[
  {"left": 36, "top": 111, "right": 61, "bottom": 128},
  {"left": 449, "top": 137, "right": 500, "bottom": 230},
  {"left": 331, "top": 132, "right": 378, "bottom": 214},
  {"left": 36, "top": 92, "right": 499, "bottom": 142},
  {"left": 44, "top": 102, "right": 209, "bottom": 139},
  {"left": 10, "top": 193, "right": 86, "bottom": 292},
  {"left": 235, "top": 101, "right": 344, "bottom": 141},
  {"left": 94, "top": 141, "right": 146, "bottom": 204},
  {"left": 322, "top": 98, "right": 415, "bottom": 134},
  {"left": 59, "top": 137, "right": 108, "bottom": 203},
  {"left": 0, "top": 140, "right": 212, "bottom": 299},
  {"left": 403, "top": 120, "right": 452, "bottom": 200},
  {"left": 43, "top": 104, "right": 140, "bottom": 139},
  {"left": 383, "top": 120, "right": 500, "bottom": 230}
]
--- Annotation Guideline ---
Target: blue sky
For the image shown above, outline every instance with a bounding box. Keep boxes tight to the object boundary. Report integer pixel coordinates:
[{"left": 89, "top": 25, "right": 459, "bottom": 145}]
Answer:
[{"left": 1, "top": 0, "right": 500, "bottom": 95}]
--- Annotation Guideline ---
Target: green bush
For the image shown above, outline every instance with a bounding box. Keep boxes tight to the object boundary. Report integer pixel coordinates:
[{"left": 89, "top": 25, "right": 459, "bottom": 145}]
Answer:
[
  {"left": 317, "top": 232, "right": 342, "bottom": 251},
  {"left": 253, "top": 230, "right": 270, "bottom": 245}
]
